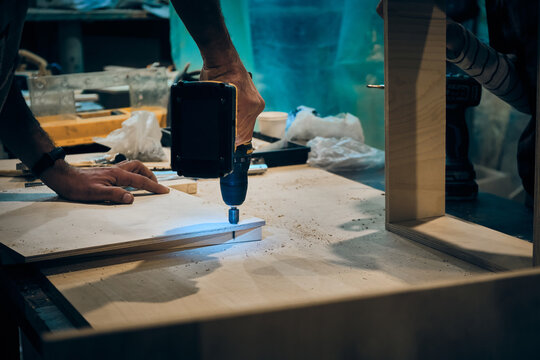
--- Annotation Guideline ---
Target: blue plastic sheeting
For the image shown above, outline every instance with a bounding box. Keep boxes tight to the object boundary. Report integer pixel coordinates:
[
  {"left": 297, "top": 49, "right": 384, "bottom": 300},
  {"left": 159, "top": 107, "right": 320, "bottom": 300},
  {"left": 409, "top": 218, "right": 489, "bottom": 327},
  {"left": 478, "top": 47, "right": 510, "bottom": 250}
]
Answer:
[{"left": 169, "top": 0, "right": 384, "bottom": 149}]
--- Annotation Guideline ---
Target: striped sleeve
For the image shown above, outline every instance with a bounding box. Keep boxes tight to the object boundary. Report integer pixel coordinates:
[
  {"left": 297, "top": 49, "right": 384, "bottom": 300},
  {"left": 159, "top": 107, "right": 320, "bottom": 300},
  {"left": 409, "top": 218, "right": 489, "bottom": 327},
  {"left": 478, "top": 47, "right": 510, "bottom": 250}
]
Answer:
[{"left": 447, "top": 24, "right": 531, "bottom": 115}]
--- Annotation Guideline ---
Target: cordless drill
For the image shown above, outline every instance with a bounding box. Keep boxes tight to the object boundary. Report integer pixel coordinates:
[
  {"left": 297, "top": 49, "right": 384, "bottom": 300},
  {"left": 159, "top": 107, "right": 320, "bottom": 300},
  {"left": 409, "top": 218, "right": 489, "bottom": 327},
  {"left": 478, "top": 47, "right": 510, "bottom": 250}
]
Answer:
[{"left": 169, "top": 80, "right": 252, "bottom": 224}]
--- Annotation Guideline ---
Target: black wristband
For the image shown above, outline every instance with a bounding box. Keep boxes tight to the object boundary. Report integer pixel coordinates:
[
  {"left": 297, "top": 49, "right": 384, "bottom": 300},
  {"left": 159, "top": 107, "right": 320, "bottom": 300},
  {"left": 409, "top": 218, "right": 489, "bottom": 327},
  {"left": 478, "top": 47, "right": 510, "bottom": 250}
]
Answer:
[{"left": 31, "top": 147, "right": 66, "bottom": 177}]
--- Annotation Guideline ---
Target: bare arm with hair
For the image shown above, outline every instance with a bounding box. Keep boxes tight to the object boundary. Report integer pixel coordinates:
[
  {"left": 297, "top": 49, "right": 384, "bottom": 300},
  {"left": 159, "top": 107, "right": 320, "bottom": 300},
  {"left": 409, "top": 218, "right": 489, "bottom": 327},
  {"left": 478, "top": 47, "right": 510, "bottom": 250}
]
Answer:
[{"left": 170, "top": 0, "right": 265, "bottom": 146}]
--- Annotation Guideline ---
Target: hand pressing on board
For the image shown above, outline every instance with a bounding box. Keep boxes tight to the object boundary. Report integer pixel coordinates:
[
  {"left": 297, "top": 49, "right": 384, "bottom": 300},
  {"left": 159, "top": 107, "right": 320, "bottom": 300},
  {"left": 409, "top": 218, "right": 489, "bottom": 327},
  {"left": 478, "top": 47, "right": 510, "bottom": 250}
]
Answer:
[{"left": 40, "top": 160, "right": 170, "bottom": 204}]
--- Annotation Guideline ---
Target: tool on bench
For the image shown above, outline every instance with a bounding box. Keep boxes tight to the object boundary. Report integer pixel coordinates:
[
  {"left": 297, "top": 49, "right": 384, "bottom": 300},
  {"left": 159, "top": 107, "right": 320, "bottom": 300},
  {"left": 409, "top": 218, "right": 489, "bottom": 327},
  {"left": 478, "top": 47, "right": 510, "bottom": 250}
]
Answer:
[{"left": 169, "top": 81, "right": 251, "bottom": 224}]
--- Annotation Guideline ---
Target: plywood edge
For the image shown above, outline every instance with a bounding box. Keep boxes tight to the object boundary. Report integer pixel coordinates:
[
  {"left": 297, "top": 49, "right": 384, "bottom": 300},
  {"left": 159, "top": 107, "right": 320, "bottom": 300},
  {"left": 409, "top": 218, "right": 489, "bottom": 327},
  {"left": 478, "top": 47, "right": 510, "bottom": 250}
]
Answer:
[
  {"left": 387, "top": 214, "right": 532, "bottom": 271},
  {"left": 99, "top": 227, "right": 262, "bottom": 256},
  {"left": 21, "top": 219, "right": 265, "bottom": 264}
]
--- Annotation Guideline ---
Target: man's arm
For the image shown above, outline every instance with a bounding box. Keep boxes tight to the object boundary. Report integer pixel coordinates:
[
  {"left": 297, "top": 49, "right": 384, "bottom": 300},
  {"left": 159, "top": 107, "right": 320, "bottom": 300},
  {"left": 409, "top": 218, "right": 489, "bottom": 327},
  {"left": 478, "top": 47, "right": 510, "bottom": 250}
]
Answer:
[
  {"left": 0, "top": 82, "right": 169, "bottom": 203},
  {"left": 170, "top": 0, "right": 265, "bottom": 146}
]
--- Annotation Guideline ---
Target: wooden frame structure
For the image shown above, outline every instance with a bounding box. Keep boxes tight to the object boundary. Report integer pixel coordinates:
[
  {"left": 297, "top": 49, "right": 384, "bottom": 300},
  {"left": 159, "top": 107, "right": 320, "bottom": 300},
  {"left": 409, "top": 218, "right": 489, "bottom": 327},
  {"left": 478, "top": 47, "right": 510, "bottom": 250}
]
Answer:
[{"left": 383, "top": 0, "right": 538, "bottom": 271}]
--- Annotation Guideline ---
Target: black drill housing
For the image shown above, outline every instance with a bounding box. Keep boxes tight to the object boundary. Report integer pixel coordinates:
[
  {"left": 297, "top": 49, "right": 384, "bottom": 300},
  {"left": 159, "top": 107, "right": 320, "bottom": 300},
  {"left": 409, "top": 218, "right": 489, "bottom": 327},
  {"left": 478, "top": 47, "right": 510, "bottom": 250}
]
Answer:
[{"left": 170, "top": 81, "right": 236, "bottom": 178}]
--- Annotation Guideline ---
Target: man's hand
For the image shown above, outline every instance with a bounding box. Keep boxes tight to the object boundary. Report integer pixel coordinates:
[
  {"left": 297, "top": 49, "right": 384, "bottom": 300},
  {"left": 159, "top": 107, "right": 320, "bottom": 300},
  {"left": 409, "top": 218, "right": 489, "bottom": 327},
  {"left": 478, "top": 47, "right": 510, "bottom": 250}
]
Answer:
[
  {"left": 40, "top": 160, "right": 170, "bottom": 204},
  {"left": 200, "top": 59, "right": 265, "bottom": 146}
]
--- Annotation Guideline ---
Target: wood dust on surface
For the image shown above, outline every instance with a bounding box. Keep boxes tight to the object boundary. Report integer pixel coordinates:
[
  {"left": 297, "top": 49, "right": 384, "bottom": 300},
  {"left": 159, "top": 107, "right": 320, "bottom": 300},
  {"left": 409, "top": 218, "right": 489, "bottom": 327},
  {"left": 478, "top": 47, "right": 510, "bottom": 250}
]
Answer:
[{"left": 44, "top": 165, "right": 489, "bottom": 329}]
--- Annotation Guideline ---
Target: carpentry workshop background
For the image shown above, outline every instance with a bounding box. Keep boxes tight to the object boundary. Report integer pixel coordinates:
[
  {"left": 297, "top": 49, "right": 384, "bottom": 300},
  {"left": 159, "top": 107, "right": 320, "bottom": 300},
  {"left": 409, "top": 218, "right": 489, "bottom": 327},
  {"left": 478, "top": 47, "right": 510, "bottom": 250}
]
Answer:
[{"left": 1, "top": 0, "right": 539, "bottom": 359}]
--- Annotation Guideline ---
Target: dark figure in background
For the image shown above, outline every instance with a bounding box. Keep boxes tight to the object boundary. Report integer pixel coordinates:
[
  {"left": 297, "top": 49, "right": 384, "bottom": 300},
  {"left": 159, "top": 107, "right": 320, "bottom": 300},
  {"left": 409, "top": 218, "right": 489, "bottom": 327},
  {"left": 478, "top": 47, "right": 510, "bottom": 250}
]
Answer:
[
  {"left": 447, "top": 0, "right": 538, "bottom": 197},
  {"left": 379, "top": 0, "right": 538, "bottom": 198},
  {"left": 486, "top": 1, "right": 538, "bottom": 198},
  {"left": 0, "top": 0, "right": 264, "bottom": 204}
]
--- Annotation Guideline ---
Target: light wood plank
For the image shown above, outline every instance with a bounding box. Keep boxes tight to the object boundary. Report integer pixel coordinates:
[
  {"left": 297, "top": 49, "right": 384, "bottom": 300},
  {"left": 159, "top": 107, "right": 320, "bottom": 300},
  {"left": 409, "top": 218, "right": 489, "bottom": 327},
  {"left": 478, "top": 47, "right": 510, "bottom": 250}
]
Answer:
[
  {"left": 41, "top": 267, "right": 540, "bottom": 360},
  {"left": 0, "top": 186, "right": 263, "bottom": 263},
  {"left": 387, "top": 215, "right": 532, "bottom": 271},
  {"left": 384, "top": 0, "right": 446, "bottom": 223}
]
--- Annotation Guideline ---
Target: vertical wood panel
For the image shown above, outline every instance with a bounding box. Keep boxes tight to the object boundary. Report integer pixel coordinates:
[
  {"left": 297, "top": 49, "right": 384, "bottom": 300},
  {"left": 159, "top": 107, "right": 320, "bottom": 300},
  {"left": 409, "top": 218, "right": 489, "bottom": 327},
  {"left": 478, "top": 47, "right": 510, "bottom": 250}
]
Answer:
[{"left": 384, "top": 0, "right": 446, "bottom": 223}]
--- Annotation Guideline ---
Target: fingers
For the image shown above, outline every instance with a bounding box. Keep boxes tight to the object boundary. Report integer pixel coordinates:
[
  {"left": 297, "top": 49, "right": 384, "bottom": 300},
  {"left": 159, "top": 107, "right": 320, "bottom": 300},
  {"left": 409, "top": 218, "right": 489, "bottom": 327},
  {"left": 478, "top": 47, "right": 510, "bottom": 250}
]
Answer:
[
  {"left": 113, "top": 168, "right": 170, "bottom": 194},
  {"left": 116, "top": 160, "right": 158, "bottom": 182},
  {"left": 235, "top": 78, "right": 265, "bottom": 145},
  {"left": 41, "top": 163, "right": 168, "bottom": 205},
  {"left": 87, "top": 186, "right": 135, "bottom": 204},
  {"left": 200, "top": 63, "right": 265, "bottom": 146}
]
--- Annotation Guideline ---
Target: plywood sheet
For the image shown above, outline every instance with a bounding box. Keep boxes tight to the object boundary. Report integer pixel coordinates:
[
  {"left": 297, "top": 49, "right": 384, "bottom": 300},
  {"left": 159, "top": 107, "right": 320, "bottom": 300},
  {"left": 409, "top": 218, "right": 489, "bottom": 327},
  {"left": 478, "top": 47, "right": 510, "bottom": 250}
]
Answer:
[{"left": 0, "top": 186, "right": 264, "bottom": 263}]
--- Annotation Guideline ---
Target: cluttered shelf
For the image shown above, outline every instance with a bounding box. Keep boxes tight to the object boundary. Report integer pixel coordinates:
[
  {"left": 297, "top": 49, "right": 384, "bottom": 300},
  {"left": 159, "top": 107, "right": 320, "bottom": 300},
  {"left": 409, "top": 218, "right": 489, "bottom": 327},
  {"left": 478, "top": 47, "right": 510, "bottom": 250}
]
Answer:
[{"left": 25, "top": 8, "right": 162, "bottom": 22}]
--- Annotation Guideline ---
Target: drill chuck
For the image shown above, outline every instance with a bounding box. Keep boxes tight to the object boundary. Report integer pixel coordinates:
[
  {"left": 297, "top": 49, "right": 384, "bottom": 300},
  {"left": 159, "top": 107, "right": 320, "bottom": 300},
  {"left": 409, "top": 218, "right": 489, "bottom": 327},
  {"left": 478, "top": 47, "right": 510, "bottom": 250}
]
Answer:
[
  {"left": 228, "top": 207, "right": 240, "bottom": 224},
  {"left": 220, "top": 143, "right": 252, "bottom": 223}
]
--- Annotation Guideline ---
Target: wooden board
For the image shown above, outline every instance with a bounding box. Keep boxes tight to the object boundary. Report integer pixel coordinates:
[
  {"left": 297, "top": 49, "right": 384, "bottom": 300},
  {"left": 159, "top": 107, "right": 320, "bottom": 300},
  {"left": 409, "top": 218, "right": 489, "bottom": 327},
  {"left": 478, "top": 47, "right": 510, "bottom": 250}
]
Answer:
[
  {"left": 41, "top": 263, "right": 540, "bottom": 360},
  {"left": 38, "top": 106, "right": 167, "bottom": 147},
  {"left": 384, "top": 0, "right": 446, "bottom": 223},
  {"left": 388, "top": 215, "right": 533, "bottom": 271},
  {"left": 0, "top": 186, "right": 263, "bottom": 263}
]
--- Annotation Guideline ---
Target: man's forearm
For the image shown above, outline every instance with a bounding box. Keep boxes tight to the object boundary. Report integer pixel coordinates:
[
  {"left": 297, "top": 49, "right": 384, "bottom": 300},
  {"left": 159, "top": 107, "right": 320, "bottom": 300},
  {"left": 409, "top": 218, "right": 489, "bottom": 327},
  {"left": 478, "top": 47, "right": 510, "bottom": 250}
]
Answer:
[
  {"left": 169, "top": 0, "right": 265, "bottom": 146},
  {"left": 169, "top": 0, "right": 239, "bottom": 68},
  {"left": 0, "top": 82, "right": 55, "bottom": 168}
]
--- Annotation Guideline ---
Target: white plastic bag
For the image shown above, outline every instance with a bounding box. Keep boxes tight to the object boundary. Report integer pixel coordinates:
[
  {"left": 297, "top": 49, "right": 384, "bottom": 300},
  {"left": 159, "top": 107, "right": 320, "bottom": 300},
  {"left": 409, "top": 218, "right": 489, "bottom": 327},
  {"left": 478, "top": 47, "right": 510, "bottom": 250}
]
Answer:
[
  {"left": 284, "top": 106, "right": 383, "bottom": 171},
  {"left": 307, "top": 137, "right": 384, "bottom": 172},
  {"left": 286, "top": 108, "right": 365, "bottom": 143},
  {"left": 94, "top": 111, "right": 167, "bottom": 162}
]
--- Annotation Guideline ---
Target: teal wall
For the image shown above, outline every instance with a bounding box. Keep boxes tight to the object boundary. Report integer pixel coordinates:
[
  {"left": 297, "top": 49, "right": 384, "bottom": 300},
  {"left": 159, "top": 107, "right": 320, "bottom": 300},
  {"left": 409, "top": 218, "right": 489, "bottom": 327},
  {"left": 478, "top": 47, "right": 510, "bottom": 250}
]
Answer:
[{"left": 170, "top": 0, "right": 385, "bottom": 149}]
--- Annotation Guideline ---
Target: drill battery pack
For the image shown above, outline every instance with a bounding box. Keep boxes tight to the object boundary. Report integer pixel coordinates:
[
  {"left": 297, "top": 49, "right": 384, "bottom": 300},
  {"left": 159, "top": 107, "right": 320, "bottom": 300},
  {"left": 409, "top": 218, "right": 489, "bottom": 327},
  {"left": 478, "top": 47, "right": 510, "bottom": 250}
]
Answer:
[{"left": 170, "top": 81, "right": 236, "bottom": 178}]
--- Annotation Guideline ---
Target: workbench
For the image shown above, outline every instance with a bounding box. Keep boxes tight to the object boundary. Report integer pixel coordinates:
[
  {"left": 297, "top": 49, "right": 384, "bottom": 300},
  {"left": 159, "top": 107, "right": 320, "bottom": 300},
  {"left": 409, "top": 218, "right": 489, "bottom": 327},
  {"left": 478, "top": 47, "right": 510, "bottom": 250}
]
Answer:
[
  {"left": 2, "top": 152, "right": 538, "bottom": 359},
  {"left": 4, "top": 0, "right": 540, "bottom": 357}
]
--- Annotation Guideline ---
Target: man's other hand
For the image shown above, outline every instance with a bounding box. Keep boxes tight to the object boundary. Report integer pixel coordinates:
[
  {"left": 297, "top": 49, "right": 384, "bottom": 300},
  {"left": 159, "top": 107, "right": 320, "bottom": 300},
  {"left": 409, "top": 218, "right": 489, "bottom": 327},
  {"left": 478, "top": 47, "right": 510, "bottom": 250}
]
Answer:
[
  {"left": 200, "top": 59, "right": 265, "bottom": 146},
  {"left": 40, "top": 160, "right": 170, "bottom": 204}
]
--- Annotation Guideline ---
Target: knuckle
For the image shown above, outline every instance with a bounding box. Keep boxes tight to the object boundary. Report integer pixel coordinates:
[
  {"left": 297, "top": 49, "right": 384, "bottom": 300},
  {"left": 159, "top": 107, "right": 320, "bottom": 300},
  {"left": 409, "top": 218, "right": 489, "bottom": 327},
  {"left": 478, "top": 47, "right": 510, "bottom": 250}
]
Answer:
[{"left": 110, "top": 167, "right": 123, "bottom": 176}]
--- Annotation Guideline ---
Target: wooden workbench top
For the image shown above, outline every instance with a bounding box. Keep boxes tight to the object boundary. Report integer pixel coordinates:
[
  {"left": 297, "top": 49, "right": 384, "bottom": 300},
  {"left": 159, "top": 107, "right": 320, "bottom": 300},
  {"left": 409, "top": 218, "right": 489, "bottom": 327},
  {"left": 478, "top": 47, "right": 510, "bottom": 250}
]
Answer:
[{"left": 38, "top": 165, "right": 488, "bottom": 331}]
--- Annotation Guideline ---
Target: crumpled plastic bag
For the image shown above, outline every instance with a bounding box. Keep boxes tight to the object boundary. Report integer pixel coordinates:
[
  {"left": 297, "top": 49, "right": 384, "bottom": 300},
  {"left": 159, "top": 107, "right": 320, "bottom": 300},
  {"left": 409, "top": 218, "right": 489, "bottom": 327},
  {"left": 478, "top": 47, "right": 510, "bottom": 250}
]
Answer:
[
  {"left": 307, "top": 137, "right": 384, "bottom": 171},
  {"left": 286, "top": 107, "right": 365, "bottom": 143},
  {"left": 284, "top": 106, "right": 383, "bottom": 171},
  {"left": 94, "top": 110, "right": 167, "bottom": 162}
]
